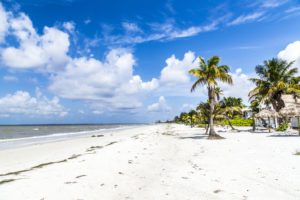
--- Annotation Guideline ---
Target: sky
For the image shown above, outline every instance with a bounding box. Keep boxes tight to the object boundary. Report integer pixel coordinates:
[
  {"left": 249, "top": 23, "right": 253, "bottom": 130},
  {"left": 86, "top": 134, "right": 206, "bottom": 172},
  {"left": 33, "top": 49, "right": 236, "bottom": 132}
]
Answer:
[{"left": 0, "top": 0, "right": 300, "bottom": 124}]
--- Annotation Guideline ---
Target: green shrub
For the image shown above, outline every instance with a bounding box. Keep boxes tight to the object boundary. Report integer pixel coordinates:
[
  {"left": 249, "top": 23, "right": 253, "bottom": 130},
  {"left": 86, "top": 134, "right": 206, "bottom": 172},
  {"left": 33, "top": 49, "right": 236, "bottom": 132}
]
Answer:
[
  {"left": 197, "top": 124, "right": 207, "bottom": 128},
  {"left": 223, "top": 117, "right": 253, "bottom": 126},
  {"left": 276, "top": 122, "right": 288, "bottom": 132}
]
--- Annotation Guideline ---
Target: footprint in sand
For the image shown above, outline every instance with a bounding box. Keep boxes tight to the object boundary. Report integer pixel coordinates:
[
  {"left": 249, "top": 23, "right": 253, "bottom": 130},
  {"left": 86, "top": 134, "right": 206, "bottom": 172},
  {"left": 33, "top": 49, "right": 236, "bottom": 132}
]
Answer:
[{"left": 213, "top": 189, "right": 222, "bottom": 194}]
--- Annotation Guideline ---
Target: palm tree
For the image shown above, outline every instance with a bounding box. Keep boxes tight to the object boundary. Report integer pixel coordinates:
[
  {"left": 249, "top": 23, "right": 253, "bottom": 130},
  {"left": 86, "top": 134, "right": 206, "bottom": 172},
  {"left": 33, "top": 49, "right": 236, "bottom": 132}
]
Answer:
[
  {"left": 249, "top": 58, "right": 300, "bottom": 112},
  {"left": 188, "top": 110, "right": 198, "bottom": 127},
  {"left": 215, "top": 87, "right": 223, "bottom": 101},
  {"left": 189, "top": 56, "right": 233, "bottom": 139},
  {"left": 197, "top": 102, "right": 210, "bottom": 134},
  {"left": 220, "top": 97, "right": 244, "bottom": 130}
]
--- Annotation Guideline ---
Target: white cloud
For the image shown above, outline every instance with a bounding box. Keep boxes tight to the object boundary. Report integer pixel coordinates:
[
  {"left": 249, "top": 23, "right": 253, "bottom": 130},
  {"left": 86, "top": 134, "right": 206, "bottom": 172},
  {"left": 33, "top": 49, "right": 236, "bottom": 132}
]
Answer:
[
  {"left": 84, "top": 19, "right": 91, "bottom": 24},
  {"left": 63, "top": 21, "right": 75, "bottom": 32},
  {"left": 261, "top": 0, "right": 289, "bottom": 8},
  {"left": 0, "top": 90, "right": 67, "bottom": 117},
  {"left": 104, "top": 20, "right": 220, "bottom": 45},
  {"left": 160, "top": 51, "right": 197, "bottom": 85},
  {"left": 92, "top": 110, "right": 103, "bottom": 115},
  {"left": 1, "top": 11, "right": 70, "bottom": 70},
  {"left": 285, "top": 6, "right": 300, "bottom": 13},
  {"left": 0, "top": 3, "right": 9, "bottom": 43},
  {"left": 122, "top": 22, "right": 142, "bottom": 33},
  {"left": 228, "top": 12, "right": 264, "bottom": 26},
  {"left": 49, "top": 49, "right": 158, "bottom": 110},
  {"left": 3, "top": 75, "right": 18, "bottom": 82},
  {"left": 278, "top": 41, "right": 300, "bottom": 71},
  {"left": 147, "top": 96, "right": 171, "bottom": 112},
  {"left": 220, "top": 68, "right": 255, "bottom": 103}
]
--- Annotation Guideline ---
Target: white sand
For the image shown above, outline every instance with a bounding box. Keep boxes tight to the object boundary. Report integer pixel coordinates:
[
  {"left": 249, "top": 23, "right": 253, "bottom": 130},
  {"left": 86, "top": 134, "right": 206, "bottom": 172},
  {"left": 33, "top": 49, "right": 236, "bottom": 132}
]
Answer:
[{"left": 0, "top": 124, "right": 300, "bottom": 200}]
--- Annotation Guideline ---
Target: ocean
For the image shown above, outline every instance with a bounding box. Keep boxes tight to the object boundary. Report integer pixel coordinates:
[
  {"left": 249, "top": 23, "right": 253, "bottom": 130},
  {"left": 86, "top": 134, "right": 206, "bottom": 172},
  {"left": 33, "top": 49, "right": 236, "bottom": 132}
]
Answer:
[{"left": 0, "top": 124, "right": 141, "bottom": 150}]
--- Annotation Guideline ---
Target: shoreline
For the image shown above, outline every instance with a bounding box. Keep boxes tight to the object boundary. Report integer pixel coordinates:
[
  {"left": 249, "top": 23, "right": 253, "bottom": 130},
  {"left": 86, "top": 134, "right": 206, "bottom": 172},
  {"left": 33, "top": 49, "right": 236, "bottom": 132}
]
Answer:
[
  {"left": 1, "top": 124, "right": 300, "bottom": 199},
  {"left": 0, "top": 125, "right": 143, "bottom": 150}
]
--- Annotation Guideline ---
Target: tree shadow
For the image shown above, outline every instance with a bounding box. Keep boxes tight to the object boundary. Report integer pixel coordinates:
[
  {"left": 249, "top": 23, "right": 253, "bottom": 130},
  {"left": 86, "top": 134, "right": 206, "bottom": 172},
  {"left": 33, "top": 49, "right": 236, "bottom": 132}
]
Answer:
[
  {"left": 178, "top": 134, "right": 207, "bottom": 140},
  {"left": 268, "top": 134, "right": 300, "bottom": 137}
]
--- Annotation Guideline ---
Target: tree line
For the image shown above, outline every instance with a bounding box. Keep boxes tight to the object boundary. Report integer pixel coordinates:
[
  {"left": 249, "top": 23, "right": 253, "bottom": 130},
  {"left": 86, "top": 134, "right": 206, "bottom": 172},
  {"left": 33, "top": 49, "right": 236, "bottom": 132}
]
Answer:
[{"left": 172, "top": 56, "right": 300, "bottom": 139}]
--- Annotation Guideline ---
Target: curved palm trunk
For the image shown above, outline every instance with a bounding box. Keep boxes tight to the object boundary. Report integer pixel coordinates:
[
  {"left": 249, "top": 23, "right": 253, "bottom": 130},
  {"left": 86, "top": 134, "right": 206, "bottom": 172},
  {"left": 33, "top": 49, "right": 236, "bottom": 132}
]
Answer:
[
  {"left": 205, "top": 123, "right": 209, "bottom": 135},
  {"left": 208, "top": 86, "right": 224, "bottom": 139},
  {"left": 227, "top": 119, "right": 236, "bottom": 130}
]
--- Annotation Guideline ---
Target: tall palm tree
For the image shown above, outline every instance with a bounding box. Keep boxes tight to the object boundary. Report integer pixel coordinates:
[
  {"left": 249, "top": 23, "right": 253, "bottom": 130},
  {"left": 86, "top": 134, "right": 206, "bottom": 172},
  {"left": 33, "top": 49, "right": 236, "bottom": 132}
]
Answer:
[
  {"left": 189, "top": 56, "right": 233, "bottom": 139},
  {"left": 249, "top": 58, "right": 300, "bottom": 112},
  {"left": 220, "top": 97, "right": 244, "bottom": 130}
]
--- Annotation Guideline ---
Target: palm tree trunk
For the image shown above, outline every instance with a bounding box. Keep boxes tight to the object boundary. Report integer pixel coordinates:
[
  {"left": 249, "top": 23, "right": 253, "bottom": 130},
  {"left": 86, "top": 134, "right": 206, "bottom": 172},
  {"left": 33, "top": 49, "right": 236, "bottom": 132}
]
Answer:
[
  {"left": 208, "top": 86, "right": 224, "bottom": 139},
  {"left": 252, "top": 116, "right": 256, "bottom": 132},
  {"left": 297, "top": 117, "right": 300, "bottom": 136},
  {"left": 227, "top": 118, "right": 236, "bottom": 130},
  {"left": 205, "top": 123, "right": 209, "bottom": 134},
  {"left": 268, "top": 117, "right": 271, "bottom": 133}
]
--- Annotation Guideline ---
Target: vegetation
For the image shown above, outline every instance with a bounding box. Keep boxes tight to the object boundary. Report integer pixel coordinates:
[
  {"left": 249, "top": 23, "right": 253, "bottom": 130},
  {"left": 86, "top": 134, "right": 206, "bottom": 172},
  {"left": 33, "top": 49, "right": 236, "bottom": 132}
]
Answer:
[
  {"left": 249, "top": 58, "right": 300, "bottom": 112},
  {"left": 170, "top": 56, "right": 300, "bottom": 137},
  {"left": 219, "top": 97, "right": 244, "bottom": 130},
  {"left": 294, "top": 151, "right": 300, "bottom": 156},
  {"left": 222, "top": 117, "right": 253, "bottom": 127},
  {"left": 189, "top": 56, "right": 232, "bottom": 139},
  {"left": 276, "top": 122, "right": 288, "bottom": 132}
]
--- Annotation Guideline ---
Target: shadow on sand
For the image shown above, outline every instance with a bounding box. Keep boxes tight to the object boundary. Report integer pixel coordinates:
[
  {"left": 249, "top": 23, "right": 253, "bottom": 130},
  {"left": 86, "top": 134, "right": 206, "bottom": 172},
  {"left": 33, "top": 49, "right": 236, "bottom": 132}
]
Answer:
[
  {"left": 178, "top": 134, "right": 207, "bottom": 140},
  {"left": 268, "top": 134, "right": 300, "bottom": 137}
]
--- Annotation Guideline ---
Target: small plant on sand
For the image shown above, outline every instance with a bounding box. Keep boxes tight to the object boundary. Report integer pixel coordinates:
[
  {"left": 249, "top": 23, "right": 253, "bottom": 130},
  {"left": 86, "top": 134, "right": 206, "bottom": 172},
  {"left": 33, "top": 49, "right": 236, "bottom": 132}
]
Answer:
[
  {"left": 276, "top": 122, "right": 288, "bottom": 132},
  {"left": 294, "top": 151, "right": 300, "bottom": 156}
]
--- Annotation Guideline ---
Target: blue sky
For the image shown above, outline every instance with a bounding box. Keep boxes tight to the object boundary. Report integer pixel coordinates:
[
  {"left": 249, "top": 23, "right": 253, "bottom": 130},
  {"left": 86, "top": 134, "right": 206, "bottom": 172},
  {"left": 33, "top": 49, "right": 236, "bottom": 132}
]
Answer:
[{"left": 0, "top": 0, "right": 300, "bottom": 124}]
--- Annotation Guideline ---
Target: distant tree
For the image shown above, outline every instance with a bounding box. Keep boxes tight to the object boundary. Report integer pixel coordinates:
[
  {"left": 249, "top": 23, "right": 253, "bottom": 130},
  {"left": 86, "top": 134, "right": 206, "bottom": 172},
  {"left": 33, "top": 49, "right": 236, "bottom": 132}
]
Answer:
[
  {"left": 188, "top": 110, "right": 198, "bottom": 127},
  {"left": 220, "top": 97, "right": 244, "bottom": 130}
]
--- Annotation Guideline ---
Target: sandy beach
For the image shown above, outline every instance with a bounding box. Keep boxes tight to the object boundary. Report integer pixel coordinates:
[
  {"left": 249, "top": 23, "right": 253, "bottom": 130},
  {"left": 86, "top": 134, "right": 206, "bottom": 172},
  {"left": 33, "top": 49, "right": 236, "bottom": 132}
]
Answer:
[{"left": 0, "top": 124, "right": 300, "bottom": 200}]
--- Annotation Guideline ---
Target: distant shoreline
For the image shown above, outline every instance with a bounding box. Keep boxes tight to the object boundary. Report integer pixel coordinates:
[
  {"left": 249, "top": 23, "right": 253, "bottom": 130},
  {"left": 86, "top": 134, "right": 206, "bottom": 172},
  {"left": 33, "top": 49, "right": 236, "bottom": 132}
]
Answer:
[{"left": 0, "top": 124, "right": 143, "bottom": 150}]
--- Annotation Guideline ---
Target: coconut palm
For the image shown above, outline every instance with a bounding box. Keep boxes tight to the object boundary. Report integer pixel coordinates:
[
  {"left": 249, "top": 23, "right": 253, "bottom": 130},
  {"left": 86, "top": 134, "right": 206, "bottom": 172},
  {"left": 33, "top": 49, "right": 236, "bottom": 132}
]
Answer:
[
  {"left": 189, "top": 56, "right": 233, "bottom": 139},
  {"left": 219, "top": 97, "right": 244, "bottom": 130},
  {"left": 249, "top": 58, "right": 300, "bottom": 112},
  {"left": 215, "top": 87, "right": 223, "bottom": 101},
  {"left": 188, "top": 110, "right": 198, "bottom": 127}
]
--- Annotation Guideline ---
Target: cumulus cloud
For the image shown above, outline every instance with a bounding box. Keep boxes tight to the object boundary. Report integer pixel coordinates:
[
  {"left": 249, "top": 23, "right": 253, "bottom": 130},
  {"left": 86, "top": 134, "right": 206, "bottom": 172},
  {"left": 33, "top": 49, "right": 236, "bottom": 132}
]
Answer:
[
  {"left": 278, "top": 41, "right": 300, "bottom": 71},
  {"left": 0, "top": 10, "right": 70, "bottom": 70},
  {"left": 49, "top": 49, "right": 158, "bottom": 110},
  {"left": 147, "top": 96, "right": 171, "bottom": 112},
  {"left": 220, "top": 68, "right": 255, "bottom": 103},
  {"left": 0, "top": 3, "right": 8, "bottom": 43},
  {"left": 0, "top": 89, "right": 67, "bottom": 117},
  {"left": 0, "top": 4, "right": 160, "bottom": 114},
  {"left": 160, "top": 51, "right": 197, "bottom": 85}
]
